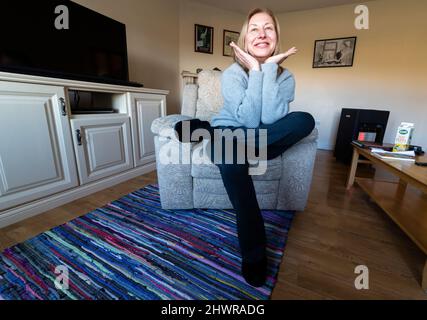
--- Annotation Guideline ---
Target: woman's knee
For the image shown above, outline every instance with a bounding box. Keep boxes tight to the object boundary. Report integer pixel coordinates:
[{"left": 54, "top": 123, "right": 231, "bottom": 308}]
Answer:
[{"left": 288, "top": 112, "right": 315, "bottom": 132}]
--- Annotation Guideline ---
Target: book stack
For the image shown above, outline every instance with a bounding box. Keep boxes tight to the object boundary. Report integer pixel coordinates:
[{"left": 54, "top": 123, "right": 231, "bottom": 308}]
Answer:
[{"left": 370, "top": 148, "right": 416, "bottom": 161}]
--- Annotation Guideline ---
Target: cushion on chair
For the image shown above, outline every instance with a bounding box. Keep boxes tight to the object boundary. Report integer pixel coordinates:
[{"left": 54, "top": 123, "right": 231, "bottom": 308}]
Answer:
[
  {"left": 181, "top": 84, "right": 198, "bottom": 117},
  {"left": 190, "top": 142, "right": 283, "bottom": 181},
  {"left": 195, "top": 70, "right": 224, "bottom": 121},
  {"left": 193, "top": 178, "right": 279, "bottom": 209}
]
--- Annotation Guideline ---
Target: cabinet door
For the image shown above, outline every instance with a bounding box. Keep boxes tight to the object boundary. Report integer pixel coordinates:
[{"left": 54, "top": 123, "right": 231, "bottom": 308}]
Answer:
[
  {"left": 70, "top": 116, "right": 133, "bottom": 185},
  {"left": 0, "top": 81, "right": 78, "bottom": 211},
  {"left": 128, "top": 93, "right": 166, "bottom": 167}
]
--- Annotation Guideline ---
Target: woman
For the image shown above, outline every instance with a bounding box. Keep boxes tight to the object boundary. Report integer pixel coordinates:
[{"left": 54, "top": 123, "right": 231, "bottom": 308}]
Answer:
[{"left": 175, "top": 8, "right": 315, "bottom": 287}]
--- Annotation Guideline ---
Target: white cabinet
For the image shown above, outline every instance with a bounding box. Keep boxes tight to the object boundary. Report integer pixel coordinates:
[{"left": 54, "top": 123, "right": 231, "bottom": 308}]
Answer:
[
  {"left": 0, "top": 81, "right": 78, "bottom": 211},
  {"left": 70, "top": 115, "right": 133, "bottom": 185},
  {"left": 0, "top": 72, "right": 168, "bottom": 227},
  {"left": 128, "top": 93, "right": 166, "bottom": 167}
]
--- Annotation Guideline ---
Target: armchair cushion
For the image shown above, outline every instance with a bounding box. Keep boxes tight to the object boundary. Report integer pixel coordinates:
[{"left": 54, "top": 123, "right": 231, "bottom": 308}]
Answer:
[
  {"left": 191, "top": 141, "right": 283, "bottom": 180},
  {"left": 181, "top": 84, "right": 198, "bottom": 117},
  {"left": 193, "top": 178, "right": 280, "bottom": 209}
]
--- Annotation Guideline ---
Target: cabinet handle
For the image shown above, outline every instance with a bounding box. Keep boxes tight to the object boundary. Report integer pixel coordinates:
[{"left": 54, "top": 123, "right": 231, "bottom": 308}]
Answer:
[
  {"left": 76, "top": 129, "right": 82, "bottom": 146},
  {"left": 59, "top": 97, "right": 67, "bottom": 116}
]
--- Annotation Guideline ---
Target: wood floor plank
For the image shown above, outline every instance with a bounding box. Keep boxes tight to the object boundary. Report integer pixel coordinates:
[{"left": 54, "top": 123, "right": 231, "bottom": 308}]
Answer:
[{"left": 274, "top": 151, "right": 427, "bottom": 299}]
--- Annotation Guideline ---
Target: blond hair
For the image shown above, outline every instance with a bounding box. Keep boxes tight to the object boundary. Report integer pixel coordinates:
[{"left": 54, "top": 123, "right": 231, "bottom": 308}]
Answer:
[{"left": 234, "top": 8, "right": 281, "bottom": 69}]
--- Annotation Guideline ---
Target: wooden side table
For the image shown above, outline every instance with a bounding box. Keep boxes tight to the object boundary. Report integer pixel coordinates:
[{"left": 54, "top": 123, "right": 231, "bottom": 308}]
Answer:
[{"left": 347, "top": 143, "right": 427, "bottom": 292}]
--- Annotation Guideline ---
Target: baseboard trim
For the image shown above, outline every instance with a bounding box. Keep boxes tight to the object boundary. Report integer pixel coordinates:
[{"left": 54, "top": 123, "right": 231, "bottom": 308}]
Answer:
[
  {"left": 317, "top": 144, "right": 334, "bottom": 151},
  {"left": 0, "top": 163, "right": 156, "bottom": 229}
]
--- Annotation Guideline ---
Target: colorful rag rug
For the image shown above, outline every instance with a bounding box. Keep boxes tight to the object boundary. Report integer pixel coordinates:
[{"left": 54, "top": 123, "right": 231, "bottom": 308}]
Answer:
[{"left": 0, "top": 185, "right": 294, "bottom": 300}]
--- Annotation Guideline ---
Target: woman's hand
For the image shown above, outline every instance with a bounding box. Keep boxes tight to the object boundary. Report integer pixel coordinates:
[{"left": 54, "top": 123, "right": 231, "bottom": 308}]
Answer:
[
  {"left": 265, "top": 47, "right": 298, "bottom": 65},
  {"left": 230, "top": 42, "right": 260, "bottom": 71}
]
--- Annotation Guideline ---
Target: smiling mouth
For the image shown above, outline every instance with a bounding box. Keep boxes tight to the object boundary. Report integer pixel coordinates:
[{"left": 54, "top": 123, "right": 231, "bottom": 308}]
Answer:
[{"left": 255, "top": 43, "right": 269, "bottom": 48}]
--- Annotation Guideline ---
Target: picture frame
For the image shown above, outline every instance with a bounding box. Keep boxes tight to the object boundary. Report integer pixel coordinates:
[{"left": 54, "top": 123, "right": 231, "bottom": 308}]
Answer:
[
  {"left": 223, "top": 30, "right": 240, "bottom": 57},
  {"left": 313, "top": 37, "right": 357, "bottom": 68},
  {"left": 195, "top": 24, "right": 214, "bottom": 54}
]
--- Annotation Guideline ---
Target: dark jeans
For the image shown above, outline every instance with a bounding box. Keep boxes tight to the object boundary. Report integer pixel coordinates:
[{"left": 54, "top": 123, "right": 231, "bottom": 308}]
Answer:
[{"left": 206, "top": 112, "right": 315, "bottom": 262}]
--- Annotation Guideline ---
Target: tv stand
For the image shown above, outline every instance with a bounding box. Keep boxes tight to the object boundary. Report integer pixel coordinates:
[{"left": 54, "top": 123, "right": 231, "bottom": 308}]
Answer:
[
  {"left": 126, "top": 80, "right": 144, "bottom": 88},
  {"left": 0, "top": 71, "right": 168, "bottom": 228}
]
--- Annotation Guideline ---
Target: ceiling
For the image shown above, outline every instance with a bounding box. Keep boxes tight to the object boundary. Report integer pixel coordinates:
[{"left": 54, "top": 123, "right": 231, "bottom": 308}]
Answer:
[{"left": 191, "top": 0, "right": 373, "bottom": 14}]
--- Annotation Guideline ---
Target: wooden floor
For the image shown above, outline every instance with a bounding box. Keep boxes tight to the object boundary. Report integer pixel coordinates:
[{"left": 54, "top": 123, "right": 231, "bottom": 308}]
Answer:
[{"left": 0, "top": 151, "right": 426, "bottom": 299}]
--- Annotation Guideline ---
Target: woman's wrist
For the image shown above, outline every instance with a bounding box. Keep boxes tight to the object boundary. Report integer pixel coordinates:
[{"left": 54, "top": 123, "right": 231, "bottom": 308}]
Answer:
[{"left": 251, "top": 64, "right": 261, "bottom": 72}]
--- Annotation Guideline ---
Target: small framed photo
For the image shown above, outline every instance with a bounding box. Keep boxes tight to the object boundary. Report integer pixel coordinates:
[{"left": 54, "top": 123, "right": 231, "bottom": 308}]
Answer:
[
  {"left": 195, "top": 24, "right": 214, "bottom": 54},
  {"left": 313, "top": 37, "right": 357, "bottom": 68},
  {"left": 223, "top": 30, "right": 240, "bottom": 57}
]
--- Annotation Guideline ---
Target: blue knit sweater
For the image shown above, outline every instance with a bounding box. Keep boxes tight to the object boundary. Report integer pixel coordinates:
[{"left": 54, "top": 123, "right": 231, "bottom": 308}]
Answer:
[{"left": 211, "top": 62, "right": 295, "bottom": 128}]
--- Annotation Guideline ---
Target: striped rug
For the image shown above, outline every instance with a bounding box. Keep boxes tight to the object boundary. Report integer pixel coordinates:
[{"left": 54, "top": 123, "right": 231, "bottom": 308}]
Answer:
[{"left": 0, "top": 185, "right": 294, "bottom": 300}]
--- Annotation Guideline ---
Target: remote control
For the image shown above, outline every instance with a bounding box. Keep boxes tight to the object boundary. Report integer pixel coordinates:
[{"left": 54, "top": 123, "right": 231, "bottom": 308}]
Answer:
[{"left": 415, "top": 161, "right": 427, "bottom": 166}]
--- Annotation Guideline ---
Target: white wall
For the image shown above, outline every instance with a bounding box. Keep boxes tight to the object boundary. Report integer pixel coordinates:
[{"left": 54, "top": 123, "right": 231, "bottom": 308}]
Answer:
[
  {"left": 278, "top": 0, "right": 427, "bottom": 149},
  {"left": 179, "top": 0, "right": 245, "bottom": 73}
]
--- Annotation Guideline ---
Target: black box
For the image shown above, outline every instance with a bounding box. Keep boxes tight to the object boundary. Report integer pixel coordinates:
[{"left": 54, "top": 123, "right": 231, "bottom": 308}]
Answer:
[{"left": 334, "top": 108, "right": 390, "bottom": 163}]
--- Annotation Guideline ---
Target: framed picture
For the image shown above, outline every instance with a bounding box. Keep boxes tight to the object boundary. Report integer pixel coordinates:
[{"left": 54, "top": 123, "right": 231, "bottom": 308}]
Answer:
[
  {"left": 223, "top": 30, "right": 240, "bottom": 57},
  {"left": 313, "top": 37, "right": 357, "bottom": 68},
  {"left": 195, "top": 24, "right": 214, "bottom": 54}
]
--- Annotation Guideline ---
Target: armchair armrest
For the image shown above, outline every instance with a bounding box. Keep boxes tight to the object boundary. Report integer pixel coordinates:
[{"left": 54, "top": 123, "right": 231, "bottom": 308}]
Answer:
[
  {"left": 151, "top": 114, "right": 194, "bottom": 139},
  {"left": 277, "top": 128, "right": 318, "bottom": 211},
  {"left": 151, "top": 114, "right": 196, "bottom": 209}
]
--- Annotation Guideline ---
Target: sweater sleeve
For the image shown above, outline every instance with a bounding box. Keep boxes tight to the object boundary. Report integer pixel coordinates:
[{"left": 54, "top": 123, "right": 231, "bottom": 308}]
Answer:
[
  {"left": 260, "top": 62, "right": 295, "bottom": 125},
  {"left": 221, "top": 69, "right": 263, "bottom": 128}
]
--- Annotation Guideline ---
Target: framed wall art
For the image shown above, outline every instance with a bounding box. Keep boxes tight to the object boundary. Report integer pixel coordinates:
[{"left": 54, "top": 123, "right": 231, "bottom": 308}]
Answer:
[
  {"left": 195, "top": 24, "right": 214, "bottom": 54},
  {"left": 223, "top": 30, "right": 240, "bottom": 57},
  {"left": 313, "top": 37, "right": 357, "bottom": 68}
]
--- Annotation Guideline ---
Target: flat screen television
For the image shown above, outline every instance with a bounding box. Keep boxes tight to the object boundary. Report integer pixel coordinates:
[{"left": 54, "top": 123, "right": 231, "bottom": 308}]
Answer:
[{"left": 0, "top": 0, "right": 142, "bottom": 87}]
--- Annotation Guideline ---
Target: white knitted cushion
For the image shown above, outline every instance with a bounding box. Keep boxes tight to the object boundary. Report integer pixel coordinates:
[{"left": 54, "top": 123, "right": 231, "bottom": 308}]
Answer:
[{"left": 195, "top": 70, "right": 224, "bottom": 121}]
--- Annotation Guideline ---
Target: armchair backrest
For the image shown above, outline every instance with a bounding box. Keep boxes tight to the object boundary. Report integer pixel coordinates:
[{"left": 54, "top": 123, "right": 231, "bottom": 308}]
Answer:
[{"left": 181, "top": 70, "right": 224, "bottom": 121}]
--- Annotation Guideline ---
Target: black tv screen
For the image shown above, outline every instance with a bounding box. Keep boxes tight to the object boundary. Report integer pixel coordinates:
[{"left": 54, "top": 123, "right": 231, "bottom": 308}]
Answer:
[{"left": 0, "top": 0, "right": 137, "bottom": 86}]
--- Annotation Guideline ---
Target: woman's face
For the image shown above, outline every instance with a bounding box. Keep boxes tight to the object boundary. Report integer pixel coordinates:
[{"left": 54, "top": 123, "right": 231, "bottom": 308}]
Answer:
[{"left": 245, "top": 12, "right": 277, "bottom": 63}]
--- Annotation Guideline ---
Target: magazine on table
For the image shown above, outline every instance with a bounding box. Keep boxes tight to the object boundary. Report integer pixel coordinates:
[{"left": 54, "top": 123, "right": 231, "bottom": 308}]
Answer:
[{"left": 370, "top": 148, "right": 416, "bottom": 161}]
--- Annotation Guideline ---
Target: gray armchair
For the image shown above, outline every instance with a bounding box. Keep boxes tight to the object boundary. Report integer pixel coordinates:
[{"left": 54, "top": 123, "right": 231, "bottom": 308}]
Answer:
[{"left": 151, "top": 70, "right": 318, "bottom": 211}]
